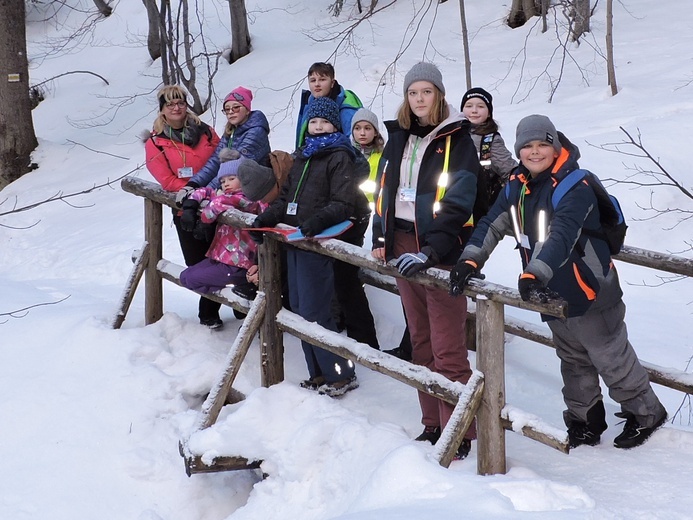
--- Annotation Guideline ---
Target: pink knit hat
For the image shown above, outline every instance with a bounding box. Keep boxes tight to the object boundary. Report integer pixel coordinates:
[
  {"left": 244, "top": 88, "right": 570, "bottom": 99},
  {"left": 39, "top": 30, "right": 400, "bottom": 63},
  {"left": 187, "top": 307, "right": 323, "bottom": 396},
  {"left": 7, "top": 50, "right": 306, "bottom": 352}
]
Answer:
[{"left": 223, "top": 86, "right": 253, "bottom": 112}]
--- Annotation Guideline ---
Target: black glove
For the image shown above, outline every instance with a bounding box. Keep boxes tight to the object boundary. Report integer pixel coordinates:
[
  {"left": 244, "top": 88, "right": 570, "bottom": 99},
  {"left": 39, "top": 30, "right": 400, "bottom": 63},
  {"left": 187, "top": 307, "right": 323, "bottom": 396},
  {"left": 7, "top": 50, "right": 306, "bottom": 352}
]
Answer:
[
  {"left": 299, "top": 215, "right": 325, "bottom": 238},
  {"left": 193, "top": 220, "right": 216, "bottom": 242},
  {"left": 232, "top": 282, "right": 258, "bottom": 301},
  {"left": 518, "top": 274, "right": 559, "bottom": 303},
  {"left": 449, "top": 259, "right": 484, "bottom": 296},
  {"left": 395, "top": 246, "right": 438, "bottom": 277},
  {"left": 248, "top": 217, "right": 267, "bottom": 245},
  {"left": 180, "top": 199, "right": 200, "bottom": 232}
]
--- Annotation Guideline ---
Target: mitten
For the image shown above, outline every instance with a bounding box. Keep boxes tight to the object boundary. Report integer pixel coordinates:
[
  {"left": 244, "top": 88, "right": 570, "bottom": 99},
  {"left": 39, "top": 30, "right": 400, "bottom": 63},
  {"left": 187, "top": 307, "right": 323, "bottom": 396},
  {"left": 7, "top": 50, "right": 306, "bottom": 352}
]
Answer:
[
  {"left": 395, "top": 246, "right": 438, "bottom": 278},
  {"left": 449, "top": 259, "right": 484, "bottom": 296},
  {"left": 299, "top": 215, "right": 325, "bottom": 238},
  {"left": 193, "top": 221, "right": 216, "bottom": 242},
  {"left": 175, "top": 185, "right": 196, "bottom": 207},
  {"left": 518, "top": 273, "right": 558, "bottom": 303},
  {"left": 180, "top": 199, "right": 200, "bottom": 232}
]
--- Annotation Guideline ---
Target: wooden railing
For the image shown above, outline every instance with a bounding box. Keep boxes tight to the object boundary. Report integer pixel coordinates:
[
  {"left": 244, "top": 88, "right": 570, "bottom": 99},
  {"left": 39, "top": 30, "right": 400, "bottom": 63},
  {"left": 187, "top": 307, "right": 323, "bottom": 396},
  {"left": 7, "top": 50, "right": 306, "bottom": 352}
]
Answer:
[{"left": 120, "top": 177, "right": 693, "bottom": 477}]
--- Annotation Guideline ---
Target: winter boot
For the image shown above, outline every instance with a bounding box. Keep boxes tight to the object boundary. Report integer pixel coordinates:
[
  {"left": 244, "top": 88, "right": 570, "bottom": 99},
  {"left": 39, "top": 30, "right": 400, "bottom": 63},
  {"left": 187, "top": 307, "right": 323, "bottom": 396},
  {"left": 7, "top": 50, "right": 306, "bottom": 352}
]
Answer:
[
  {"left": 453, "top": 439, "right": 472, "bottom": 461},
  {"left": 567, "top": 400, "right": 607, "bottom": 449},
  {"left": 299, "top": 376, "right": 326, "bottom": 391},
  {"left": 317, "top": 376, "right": 359, "bottom": 398},
  {"left": 613, "top": 411, "right": 667, "bottom": 450},
  {"left": 414, "top": 426, "right": 441, "bottom": 445}
]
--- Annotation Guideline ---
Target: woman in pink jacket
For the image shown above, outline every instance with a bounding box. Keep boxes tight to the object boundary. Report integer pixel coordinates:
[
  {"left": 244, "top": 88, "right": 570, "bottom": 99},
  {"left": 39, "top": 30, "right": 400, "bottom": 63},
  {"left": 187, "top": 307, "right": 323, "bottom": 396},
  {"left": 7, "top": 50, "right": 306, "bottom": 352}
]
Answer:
[{"left": 145, "top": 85, "right": 223, "bottom": 329}]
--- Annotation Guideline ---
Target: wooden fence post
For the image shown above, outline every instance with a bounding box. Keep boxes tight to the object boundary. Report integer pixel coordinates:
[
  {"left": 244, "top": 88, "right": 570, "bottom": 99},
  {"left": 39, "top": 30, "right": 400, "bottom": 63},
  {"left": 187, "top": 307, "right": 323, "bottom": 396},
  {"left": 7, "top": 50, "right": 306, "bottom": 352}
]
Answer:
[
  {"left": 259, "top": 238, "right": 284, "bottom": 387},
  {"left": 144, "top": 199, "right": 163, "bottom": 325},
  {"left": 476, "top": 295, "right": 506, "bottom": 475}
]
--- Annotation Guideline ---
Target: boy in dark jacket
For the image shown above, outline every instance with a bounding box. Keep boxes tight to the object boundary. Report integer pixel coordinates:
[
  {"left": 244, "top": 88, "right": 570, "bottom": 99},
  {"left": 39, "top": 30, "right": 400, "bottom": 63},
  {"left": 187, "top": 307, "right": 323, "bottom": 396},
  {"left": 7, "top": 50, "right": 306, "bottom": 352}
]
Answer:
[
  {"left": 450, "top": 114, "right": 667, "bottom": 450},
  {"left": 251, "top": 97, "right": 363, "bottom": 397}
]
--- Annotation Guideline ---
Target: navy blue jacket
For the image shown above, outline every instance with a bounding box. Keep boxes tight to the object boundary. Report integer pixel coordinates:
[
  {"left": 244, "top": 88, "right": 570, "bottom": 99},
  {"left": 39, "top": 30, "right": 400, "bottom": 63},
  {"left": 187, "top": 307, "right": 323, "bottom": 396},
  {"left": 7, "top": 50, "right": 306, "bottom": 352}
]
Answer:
[
  {"left": 189, "top": 110, "right": 271, "bottom": 189},
  {"left": 460, "top": 134, "right": 622, "bottom": 318}
]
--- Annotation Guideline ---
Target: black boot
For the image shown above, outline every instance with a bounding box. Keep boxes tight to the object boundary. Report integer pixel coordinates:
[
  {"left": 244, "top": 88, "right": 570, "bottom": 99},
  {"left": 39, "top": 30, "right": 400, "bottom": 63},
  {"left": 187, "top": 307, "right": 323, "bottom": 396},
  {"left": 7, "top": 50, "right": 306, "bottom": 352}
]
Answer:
[{"left": 567, "top": 400, "right": 607, "bottom": 449}]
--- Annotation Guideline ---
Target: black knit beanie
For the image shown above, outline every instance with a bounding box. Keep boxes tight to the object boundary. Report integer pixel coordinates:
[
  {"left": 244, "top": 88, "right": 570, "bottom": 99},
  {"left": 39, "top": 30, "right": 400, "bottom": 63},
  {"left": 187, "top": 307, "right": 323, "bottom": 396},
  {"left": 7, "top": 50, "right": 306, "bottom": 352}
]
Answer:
[{"left": 461, "top": 87, "right": 493, "bottom": 118}]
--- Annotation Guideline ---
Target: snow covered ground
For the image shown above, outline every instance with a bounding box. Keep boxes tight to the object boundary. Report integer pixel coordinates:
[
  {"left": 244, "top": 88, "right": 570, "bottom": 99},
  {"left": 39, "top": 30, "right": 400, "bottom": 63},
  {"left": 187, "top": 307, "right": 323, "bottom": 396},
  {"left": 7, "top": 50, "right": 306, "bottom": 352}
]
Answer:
[{"left": 1, "top": 0, "right": 692, "bottom": 518}]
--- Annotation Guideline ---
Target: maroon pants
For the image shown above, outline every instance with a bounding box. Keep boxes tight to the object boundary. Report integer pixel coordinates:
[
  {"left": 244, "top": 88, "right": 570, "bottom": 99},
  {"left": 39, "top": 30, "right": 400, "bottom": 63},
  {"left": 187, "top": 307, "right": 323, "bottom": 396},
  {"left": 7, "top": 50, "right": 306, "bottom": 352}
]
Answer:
[{"left": 394, "top": 231, "right": 476, "bottom": 439}]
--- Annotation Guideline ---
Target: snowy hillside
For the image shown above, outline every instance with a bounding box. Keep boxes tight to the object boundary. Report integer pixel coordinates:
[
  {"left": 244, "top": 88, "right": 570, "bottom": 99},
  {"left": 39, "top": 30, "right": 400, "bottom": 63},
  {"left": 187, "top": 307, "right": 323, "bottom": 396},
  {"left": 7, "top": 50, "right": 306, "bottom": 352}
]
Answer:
[{"left": 1, "top": 1, "right": 692, "bottom": 519}]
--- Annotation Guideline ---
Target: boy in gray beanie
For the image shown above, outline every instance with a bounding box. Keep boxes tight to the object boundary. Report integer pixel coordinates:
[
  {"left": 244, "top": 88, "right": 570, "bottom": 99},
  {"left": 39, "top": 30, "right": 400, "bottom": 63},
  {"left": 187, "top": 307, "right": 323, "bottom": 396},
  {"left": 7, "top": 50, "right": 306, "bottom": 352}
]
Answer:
[
  {"left": 452, "top": 114, "right": 667, "bottom": 451},
  {"left": 237, "top": 159, "right": 278, "bottom": 203},
  {"left": 513, "top": 114, "right": 562, "bottom": 158}
]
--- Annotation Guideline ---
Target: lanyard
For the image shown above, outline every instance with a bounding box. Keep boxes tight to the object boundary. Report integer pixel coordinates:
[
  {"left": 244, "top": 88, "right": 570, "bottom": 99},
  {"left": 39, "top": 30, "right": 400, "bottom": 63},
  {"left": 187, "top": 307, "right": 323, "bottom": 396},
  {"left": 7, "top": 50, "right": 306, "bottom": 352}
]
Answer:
[
  {"left": 291, "top": 159, "right": 311, "bottom": 203},
  {"left": 167, "top": 127, "right": 187, "bottom": 167},
  {"left": 407, "top": 137, "right": 421, "bottom": 187}
]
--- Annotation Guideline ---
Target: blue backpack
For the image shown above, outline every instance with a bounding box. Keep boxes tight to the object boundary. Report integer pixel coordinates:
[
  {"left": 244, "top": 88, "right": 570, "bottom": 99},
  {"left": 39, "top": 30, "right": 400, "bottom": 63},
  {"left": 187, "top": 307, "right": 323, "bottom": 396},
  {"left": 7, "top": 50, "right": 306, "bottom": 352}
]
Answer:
[{"left": 552, "top": 169, "right": 627, "bottom": 255}]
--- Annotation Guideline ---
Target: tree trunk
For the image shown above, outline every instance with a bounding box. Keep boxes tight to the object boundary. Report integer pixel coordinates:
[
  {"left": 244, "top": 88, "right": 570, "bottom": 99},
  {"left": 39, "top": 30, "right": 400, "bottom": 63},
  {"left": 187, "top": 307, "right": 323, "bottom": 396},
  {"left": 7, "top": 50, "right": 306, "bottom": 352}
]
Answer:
[
  {"left": 606, "top": 0, "right": 618, "bottom": 95},
  {"left": 507, "top": 0, "right": 538, "bottom": 28},
  {"left": 457, "top": 0, "right": 472, "bottom": 90},
  {"left": 92, "top": 0, "right": 113, "bottom": 17},
  {"left": 228, "top": 0, "right": 251, "bottom": 63},
  {"left": 142, "top": 0, "right": 161, "bottom": 61},
  {"left": 0, "top": 0, "right": 38, "bottom": 189},
  {"left": 571, "top": 0, "right": 591, "bottom": 42}
]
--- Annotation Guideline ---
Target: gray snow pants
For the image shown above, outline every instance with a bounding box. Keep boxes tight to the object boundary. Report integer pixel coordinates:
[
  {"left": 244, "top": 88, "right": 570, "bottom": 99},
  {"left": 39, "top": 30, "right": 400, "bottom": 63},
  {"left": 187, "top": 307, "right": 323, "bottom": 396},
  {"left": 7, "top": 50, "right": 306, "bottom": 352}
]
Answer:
[{"left": 547, "top": 299, "right": 666, "bottom": 429}]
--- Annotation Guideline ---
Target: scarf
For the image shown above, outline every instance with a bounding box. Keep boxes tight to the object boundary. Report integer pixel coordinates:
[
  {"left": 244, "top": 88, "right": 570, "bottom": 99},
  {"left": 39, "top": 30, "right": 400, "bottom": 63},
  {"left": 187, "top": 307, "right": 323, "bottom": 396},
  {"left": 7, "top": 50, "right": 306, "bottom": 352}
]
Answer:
[
  {"left": 163, "top": 120, "right": 207, "bottom": 148},
  {"left": 301, "top": 132, "right": 353, "bottom": 159}
]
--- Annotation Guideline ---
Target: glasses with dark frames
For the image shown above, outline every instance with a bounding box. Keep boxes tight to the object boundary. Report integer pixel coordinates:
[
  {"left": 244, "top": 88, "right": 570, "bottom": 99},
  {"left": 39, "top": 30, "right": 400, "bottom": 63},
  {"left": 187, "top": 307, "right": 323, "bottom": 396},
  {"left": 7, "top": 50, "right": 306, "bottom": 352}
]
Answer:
[{"left": 165, "top": 100, "right": 187, "bottom": 109}]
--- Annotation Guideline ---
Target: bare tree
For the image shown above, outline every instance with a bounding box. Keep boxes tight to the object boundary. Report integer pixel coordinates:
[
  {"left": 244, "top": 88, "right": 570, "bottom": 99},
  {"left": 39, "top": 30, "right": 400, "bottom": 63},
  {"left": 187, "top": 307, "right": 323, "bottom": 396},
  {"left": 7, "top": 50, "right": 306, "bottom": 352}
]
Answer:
[
  {"left": 228, "top": 0, "right": 251, "bottom": 63},
  {"left": 457, "top": 0, "right": 472, "bottom": 90},
  {"left": 141, "top": 0, "right": 224, "bottom": 114},
  {"left": 507, "top": 0, "right": 539, "bottom": 29},
  {"left": 569, "top": 0, "right": 591, "bottom": 41},
  {"left": 595, "top": 127, "right": 692, "bottom": 233},
  {"left": 605, "top": 0, "right": 618, "bottom": 95},
  {"left": 0, "top": 0, "right": 38, "bottom": 189},
  {"left": 142, "top": 0, "right": 161, "bottom": 61}
]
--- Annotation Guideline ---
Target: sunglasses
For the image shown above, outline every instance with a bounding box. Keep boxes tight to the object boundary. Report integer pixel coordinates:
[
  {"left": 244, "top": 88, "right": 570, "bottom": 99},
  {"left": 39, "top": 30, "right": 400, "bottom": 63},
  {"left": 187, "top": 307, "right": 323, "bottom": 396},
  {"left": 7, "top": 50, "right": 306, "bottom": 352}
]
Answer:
[
  {"left": 222, "top": 104, "right": 244, "bottom": 115},
  {"left": 165, "top": 100, "right": 187, "bottom": 109}
]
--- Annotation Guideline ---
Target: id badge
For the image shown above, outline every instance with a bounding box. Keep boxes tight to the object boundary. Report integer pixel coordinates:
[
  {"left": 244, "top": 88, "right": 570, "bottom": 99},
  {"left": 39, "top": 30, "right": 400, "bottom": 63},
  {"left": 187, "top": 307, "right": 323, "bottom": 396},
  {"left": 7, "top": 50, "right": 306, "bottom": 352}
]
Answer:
[
  {"left": 287, "top": 202, "right": 298, "bottom": 215},
  {"left": 177, "top": 166, "right": 193, "bottom": 178},
  {"left": 399, "top": 187, "right": 416, "bottom": 202},
  {"left": 520, "top": 233, "right": 531, "bottom": 249}
]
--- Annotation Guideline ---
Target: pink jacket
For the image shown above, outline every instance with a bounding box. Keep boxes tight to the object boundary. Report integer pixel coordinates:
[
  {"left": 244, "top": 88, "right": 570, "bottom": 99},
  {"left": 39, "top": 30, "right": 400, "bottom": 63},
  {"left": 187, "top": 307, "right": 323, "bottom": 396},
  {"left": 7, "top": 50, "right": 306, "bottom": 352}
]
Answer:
[
  {"left": 190, "top": 188, "right": 267, "bottom": 269},
  {"left": 145, "top": 129, "right": 220, "bottom": 191}
]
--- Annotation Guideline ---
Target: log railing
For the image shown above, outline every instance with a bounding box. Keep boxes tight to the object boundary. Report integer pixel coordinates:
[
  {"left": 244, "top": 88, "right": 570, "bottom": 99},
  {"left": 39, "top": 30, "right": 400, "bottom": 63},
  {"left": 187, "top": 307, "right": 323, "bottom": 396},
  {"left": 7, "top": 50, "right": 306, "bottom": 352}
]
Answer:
[{"left": 120, "top": 177, "right": 693, "bottom": 477}]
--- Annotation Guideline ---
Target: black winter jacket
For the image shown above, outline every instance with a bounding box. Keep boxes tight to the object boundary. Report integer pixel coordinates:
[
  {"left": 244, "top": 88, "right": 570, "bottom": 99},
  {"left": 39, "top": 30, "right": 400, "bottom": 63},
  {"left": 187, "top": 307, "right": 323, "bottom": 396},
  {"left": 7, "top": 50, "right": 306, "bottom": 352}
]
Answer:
[
  {"left": 372, "top": 116, "right": 480, "bottom": 265},
  {"left": 258, "top": 141, "right": 365, "bottom": 232}
]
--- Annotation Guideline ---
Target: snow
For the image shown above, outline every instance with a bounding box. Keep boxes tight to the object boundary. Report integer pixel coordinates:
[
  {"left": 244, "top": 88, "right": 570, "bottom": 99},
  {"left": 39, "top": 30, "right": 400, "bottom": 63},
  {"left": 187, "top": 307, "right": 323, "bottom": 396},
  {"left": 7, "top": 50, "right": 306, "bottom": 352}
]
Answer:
[{"left": 2, "top": 0, "right": 693, "bottom": 518}]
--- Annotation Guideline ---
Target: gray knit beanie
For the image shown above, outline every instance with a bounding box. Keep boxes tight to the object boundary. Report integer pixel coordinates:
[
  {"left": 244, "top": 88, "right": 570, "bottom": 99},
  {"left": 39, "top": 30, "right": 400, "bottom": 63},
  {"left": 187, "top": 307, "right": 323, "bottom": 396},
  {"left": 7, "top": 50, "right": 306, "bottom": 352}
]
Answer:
[
  {"left": 237, "top": 159, "right": 277, "bottom": 201},
  {"left": 350, "top": 108, "right": 380, "bottom": 135},
  {"left": 403, "top": 62, "right": 445, "bottom": 96},
  {"left": 514, "top": 114, "right": 562, "bottom": 158}
]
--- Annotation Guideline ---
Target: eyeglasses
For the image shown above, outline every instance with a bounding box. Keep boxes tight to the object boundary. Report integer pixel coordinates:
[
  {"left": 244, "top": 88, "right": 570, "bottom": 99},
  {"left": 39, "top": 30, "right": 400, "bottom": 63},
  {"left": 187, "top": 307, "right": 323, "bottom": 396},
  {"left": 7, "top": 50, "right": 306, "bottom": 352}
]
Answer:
[
  {"left": 165, "top": 100, "right": 187, "bottom": 109},
  {"left": 221, "top": 105, "right": 244, "bottom": 115}
]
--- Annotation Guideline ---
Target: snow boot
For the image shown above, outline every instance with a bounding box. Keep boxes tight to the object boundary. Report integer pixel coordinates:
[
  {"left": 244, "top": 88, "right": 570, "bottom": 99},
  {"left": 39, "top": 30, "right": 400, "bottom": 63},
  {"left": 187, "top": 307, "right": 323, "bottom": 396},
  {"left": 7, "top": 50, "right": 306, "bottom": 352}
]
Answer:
[
  {"left": 317, "top": 376, "right": 359, "bottom": 397},
  {"left": 567, "top": 400, "right": 607, "bottom": 449},
  {"left": 414, "top": 426, "right": 441, "bottom": 445},
  {"left": 613, "top": 411, "right": 667, "bottom": 449}
]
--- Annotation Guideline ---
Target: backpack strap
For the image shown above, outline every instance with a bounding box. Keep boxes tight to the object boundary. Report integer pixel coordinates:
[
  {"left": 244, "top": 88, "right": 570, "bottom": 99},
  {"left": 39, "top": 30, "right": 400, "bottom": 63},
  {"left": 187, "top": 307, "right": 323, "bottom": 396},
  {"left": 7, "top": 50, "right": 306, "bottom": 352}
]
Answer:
[{"left": 551, "top": 169, "right": 587, "bottom": 209}]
